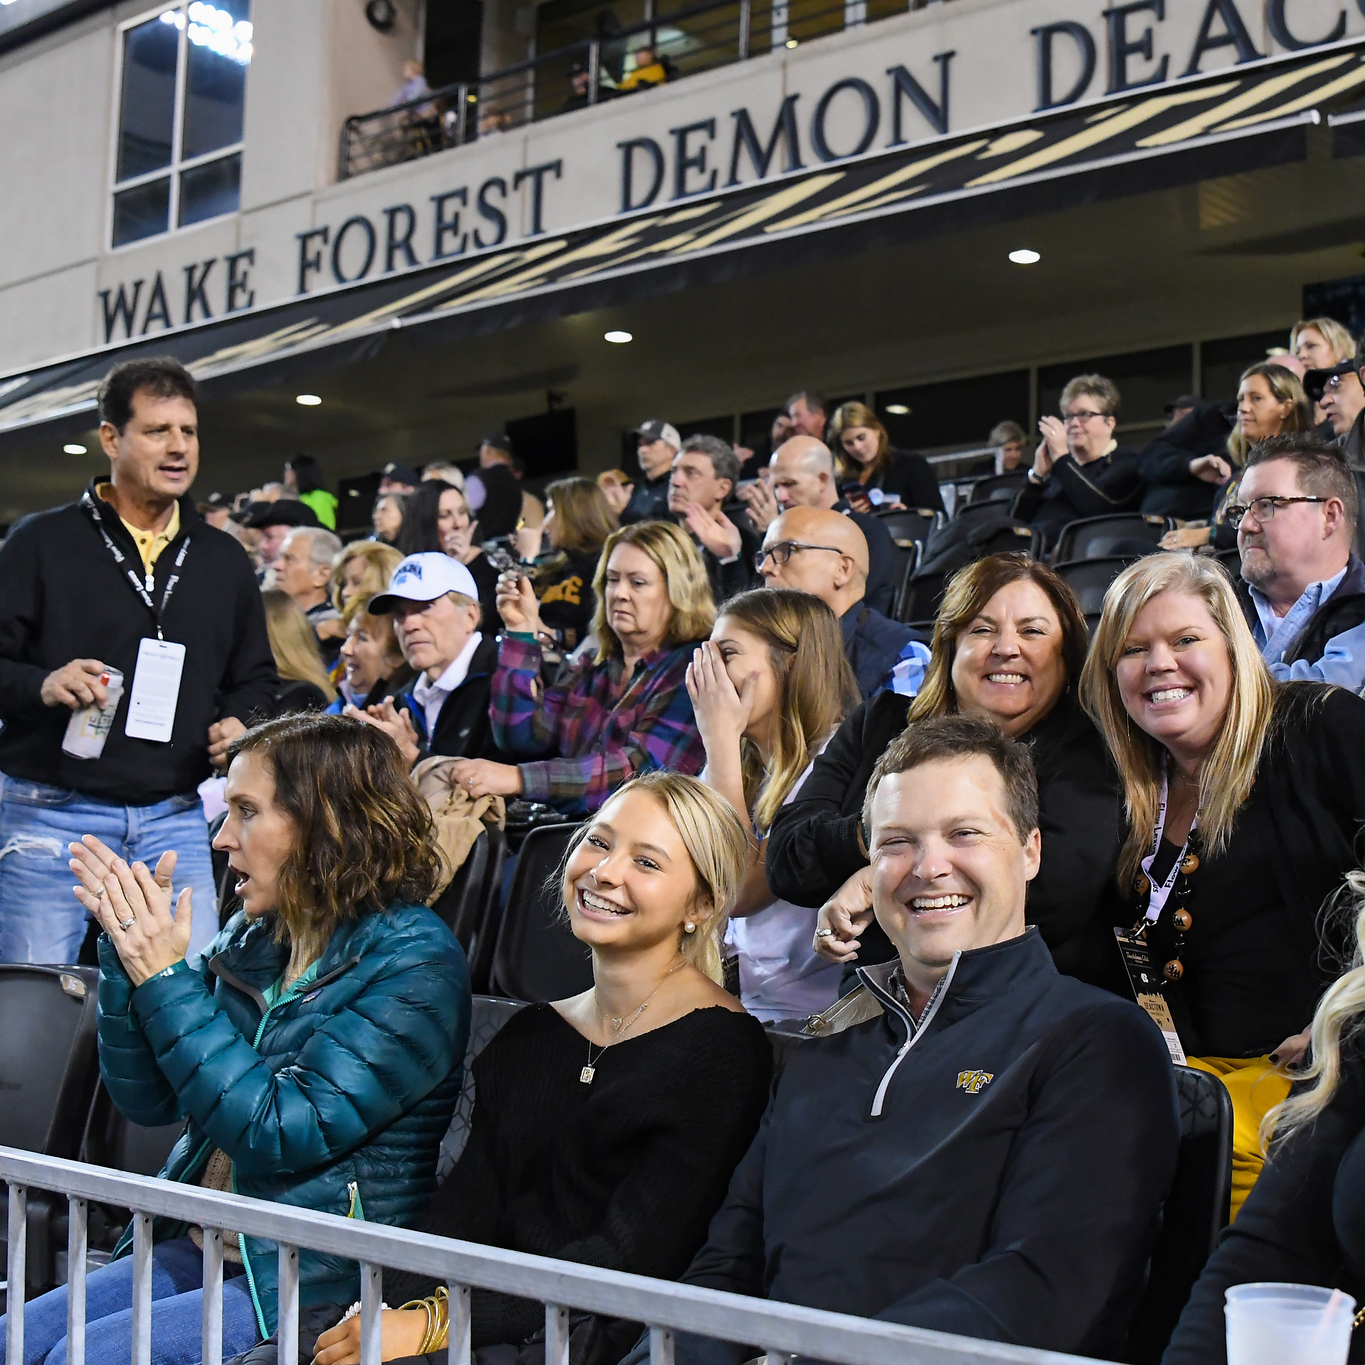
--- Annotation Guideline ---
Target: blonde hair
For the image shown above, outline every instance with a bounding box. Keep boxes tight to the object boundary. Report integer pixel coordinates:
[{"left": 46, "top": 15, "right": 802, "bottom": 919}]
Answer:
[
  {"left": 1079, "top": 554, "right": 1275, "bottom": 886},
  {"left": 716, "top": 590, "right": 860, "bottom": 831},
  {"left": 262, "top": 589, "right": 337, "bottom": 702},
  {"left": 1291, "top": 317, "right": 1357, "bottom": 364},
  {"left": 562, "top": 771, "right": 752, "bottom": 983},
  {"left": 331, "top": 539, "right": 403, "bottom": 615},
  {"left": 827, "top": 401, "right": 891, "bottom": 480},
  {"left": 590, "top": 521, "right": 716, "bottom": 663},
  {"left": 1228, "top": 362, "right": 1311, "bottom": 466},
  {"left": 909, "top": 554, "right": 1089, "bottom": 724},
  {"left": 1266, "top": 870, "right": 1365, "bottom": 1146}
]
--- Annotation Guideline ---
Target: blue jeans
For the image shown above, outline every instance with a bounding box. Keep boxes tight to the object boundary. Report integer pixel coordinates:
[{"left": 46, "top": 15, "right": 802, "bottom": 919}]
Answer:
[
  {"left": 0, "top": 775, "right": 218, "bottom": 965},
  {"left": 0, "top": 1237, "right": 259, "bottom": 1365}
]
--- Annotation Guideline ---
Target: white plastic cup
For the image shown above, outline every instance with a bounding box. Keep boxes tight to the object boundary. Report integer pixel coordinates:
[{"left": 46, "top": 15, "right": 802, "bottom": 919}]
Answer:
[
  {"left": 1226, "top": 1282, "right": 1355, "bottom": 1365},
  {"left": 61, "top": 668, "right": 125, "bottom": 760}
]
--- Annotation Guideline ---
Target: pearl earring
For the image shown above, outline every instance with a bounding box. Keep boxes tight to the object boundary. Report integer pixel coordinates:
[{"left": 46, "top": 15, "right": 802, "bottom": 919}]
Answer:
[{"left": 683, "top": 921, "right": 697, "bottom": 934}]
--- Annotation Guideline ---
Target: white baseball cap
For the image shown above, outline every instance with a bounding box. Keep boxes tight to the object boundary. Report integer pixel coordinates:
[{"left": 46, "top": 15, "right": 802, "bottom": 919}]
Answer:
[{"left": 368, "top": 553, "right": 479, "bottom": 612}]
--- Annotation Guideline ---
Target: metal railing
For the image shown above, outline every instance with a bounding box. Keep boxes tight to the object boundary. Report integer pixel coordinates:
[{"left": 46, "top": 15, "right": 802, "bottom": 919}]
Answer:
[
  {"left": 0, "top": 1147, "right": 1106, "bottom": 1365},
  {"left": 340, "top": 0, "right": 946, "bottom": 179}
]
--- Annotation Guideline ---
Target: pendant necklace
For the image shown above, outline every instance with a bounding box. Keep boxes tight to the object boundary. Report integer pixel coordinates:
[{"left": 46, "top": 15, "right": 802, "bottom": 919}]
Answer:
[{"left": 580, "top": 957, "right": 686, "bottom": 1084}]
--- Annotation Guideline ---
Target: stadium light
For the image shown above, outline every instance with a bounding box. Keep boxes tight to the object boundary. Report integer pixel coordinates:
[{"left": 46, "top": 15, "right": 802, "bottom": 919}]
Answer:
[
  {"left": 884, "top": 404, "right": 910, "bottom": 416},
  {"left": 604, "top": 330, "right": 633, "bottom": 344},
  {"left": 64, "top": 443, "right": 87, "bottom": 454},
  {"left": 296, "top": 394, "right": 323, "bottom": 406},
  {"left": 1008, "top": 248, "right": 1041, "bottom": 264}
]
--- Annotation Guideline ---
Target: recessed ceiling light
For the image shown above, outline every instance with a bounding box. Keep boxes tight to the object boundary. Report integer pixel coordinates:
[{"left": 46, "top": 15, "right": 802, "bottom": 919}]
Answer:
[
  {"left": 296, "top": 393, "right": 322, "bottom": 406},
  {"left": 785, "top": 37, "right": 798, "bottom": 47},
  {"left": 884, "top": 404, "right": 910, "bottom": 416},
  {"left": 63, "top": 443, "right": 87, "bottom": 454},
  {"left": 604, "top": 330, "right": 633, "bottom": 344},
  {"left": 1008, "top": 248, "right": 1041, "bottom": 265}
]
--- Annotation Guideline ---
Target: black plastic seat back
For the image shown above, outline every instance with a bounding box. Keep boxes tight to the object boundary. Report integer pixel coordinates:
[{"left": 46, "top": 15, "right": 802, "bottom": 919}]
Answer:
[
  {"left": 973, "top": 523, "right": 1040, "bottom": 559},
  {"left": 874, "top": 509, "right": 941, "bottom": 545},
  {"left": 489, "top": 822, "right": 591, "bottom": 1003},
  {"left": 1054, "top": 513, "right": 1171, "bottom": 563},
  {"left": 437, "top": 994, "right": 528, "bottom": 1179},
  {"left": 1056, "top": 557, "right": 1140, "bottom": 619},
  {"left": 1215, "top": 547, "right": 1242, "bottom": 582},
  {"left": 0, "top": 965, "right": 100, "bottom": 1159},
  {"left": 1127, "top": 1065, "right": 1233, "bottom": 1364},
  {"left": 951, "top": 499, "right": 1009, "bottom": 526},
  {"left": 465, "top": 825, "right": 508, "bottom": 994},
  {"left": 899, "top": 572, "right": 947, "bottom": 624},
  {"left": 430, "top": 830, "right": 490, "bottom": 943},
  {"left": 82, "top": 1081, "right": 183, "bottom": 1176},
  {"left": 968, "top": 471, "right": 1028, "bottom": 505}
]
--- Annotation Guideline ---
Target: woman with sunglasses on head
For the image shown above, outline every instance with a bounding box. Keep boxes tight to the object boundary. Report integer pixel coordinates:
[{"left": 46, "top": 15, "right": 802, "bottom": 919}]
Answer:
[
  {"left": 767, "top": 553, "right": 1123, "bottom": 991},
  {"left": 305, "top": 773, "right": 772, "bottom": 1365},
  {"left": 1082, "top": 553, "right": 1365, "bottom": 1217}
]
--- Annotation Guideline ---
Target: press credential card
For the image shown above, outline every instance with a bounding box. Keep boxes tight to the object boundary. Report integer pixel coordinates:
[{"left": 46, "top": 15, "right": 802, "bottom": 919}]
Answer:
[{"left": 124, "top": 638, "right": 186, "bottom": 743}]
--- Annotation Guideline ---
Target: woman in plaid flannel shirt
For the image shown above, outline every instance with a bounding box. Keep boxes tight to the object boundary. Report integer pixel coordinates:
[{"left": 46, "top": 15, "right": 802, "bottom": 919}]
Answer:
[{"left": 450, "top": 521, "right": 716, "bottom": 814}]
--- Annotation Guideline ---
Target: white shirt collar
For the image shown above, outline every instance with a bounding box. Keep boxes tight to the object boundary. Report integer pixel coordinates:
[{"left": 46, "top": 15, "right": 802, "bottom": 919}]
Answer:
[{"left": 412, "top": 631, "right": 482, "bottom": 733}]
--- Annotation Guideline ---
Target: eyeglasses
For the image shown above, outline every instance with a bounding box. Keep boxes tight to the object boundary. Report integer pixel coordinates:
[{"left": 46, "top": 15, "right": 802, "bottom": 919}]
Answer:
[
  {"left": 754, "top": 541, "right": 843, "bottom": 569},
  {"left": 1225, "top": 495, "right": 1327, "bottom": 528},
  {"left": 1062, "top": 410, "right": 1108, "bottom": 425}
]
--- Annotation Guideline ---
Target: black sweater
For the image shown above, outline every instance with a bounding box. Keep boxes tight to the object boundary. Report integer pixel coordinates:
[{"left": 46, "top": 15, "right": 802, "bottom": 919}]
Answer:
[
  {"left": 0, "top": 482, "right": 277, "bottom": 804},
  {"left": 1165, "top": 1039, "right": 1365, "bottom": 1365},
  {"left": 858, "top": 450, "right": 944, "bottom": 514},
  {"left": 1127, "top": 684, "right": 1365, "bottom": 1058},
  {"left": 766, "top": 693, "right": 1124, "bottom": 985},
  {"left": 1010, "top": 446, "right": 1143, "bottom": 546},
  {"left": 386, "top": 1003, "right": 772, "bottom": 1358},
  {"left": 657, "top": 934, "right": 1179, "bottom": 1363},
  {"left": 1137, "top": 401, "right": 1236, "bottom": 521}
]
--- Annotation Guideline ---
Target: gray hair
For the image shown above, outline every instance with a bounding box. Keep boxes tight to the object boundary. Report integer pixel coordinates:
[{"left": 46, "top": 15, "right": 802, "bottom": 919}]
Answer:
[
  {"left": 259, "top": 482, "right": 298, "bottom": 501},
  {"left": 989, "top": 420, "right": 1026, "bottom": 448},
  {"left": 681, "top": 434, "right": 741, "bottom": 491},
  {"left": 1059, "top": 374, "right": 1120, "bottom": 418},
  {"left": 289, "top": 525, "right": 343, "bottom": 570}
]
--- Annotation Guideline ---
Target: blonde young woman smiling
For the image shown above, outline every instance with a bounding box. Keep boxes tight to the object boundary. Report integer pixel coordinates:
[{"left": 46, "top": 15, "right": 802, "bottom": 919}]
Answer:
[{"left": 1082, "top": 552, "right": 1365, "bottom": 1216}]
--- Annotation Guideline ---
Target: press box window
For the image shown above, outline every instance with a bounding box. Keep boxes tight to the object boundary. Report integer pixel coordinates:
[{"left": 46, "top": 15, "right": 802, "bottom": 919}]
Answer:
[{"left": 112, "top": 1, "right": 252, "bottom": 248}]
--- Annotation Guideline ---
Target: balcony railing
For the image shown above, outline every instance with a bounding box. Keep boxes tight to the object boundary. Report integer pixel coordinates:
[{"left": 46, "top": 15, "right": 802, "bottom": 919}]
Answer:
[
  {"left": 0, "top": 1146, "right": 1109, "bottom": 1365},
  {"left": 340, "top": 0, "right": 942, "bottom": 180}
]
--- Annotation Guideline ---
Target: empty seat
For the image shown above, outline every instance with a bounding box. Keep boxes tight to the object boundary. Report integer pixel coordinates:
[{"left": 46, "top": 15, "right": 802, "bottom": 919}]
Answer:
[
  {"left": 489, "top": 821, "right": 592, "bottom": 1003},
  {"left": 873, "top": 508, "right": 942, "bottom": 545},
  {"left": 1056, "top": 556, "right": 1142, "bottom": 623},
  {"left": 1054, "top": 513, "right": 1172, "bottom": 564},
  {"left": 437, "top": 994, "right": 527, "bottom": 1179},
  {"left": 973, "top": 522, "right": 1040, "bottom": 559},
  {"left": 968, "top": 470, "right": 1029, "bottom": 505}
]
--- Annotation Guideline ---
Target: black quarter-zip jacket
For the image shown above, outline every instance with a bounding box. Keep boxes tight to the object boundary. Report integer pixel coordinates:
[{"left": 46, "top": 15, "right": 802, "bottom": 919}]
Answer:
[
  {"left": 669, "top": 930, "right": 1180, "bottom": 1361},
  {"left": 0, "top": 480, "right": 278, "bottom": 804}
]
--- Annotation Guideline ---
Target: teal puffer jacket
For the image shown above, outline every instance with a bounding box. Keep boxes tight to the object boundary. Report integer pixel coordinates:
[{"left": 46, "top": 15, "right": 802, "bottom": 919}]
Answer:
[{"left": 97, "top": 903, "right": 470, "bottom": 1339}]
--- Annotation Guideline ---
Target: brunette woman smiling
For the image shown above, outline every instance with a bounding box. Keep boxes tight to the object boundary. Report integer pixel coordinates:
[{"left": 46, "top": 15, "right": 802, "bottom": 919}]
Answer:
[
  {"left": 309, "top": 773, "right": 772, "bottom": 1365},
  {"left": 767, "top": 553, "right": 1123, "bottom": 987}
]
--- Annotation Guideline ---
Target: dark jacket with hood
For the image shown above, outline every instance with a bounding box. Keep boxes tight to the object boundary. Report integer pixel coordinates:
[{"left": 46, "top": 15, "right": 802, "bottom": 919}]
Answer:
[
  {"left": 0, "top": 480, "right": 277, "bottom": 804},
  {"left": 97, "top": 903, "right": 470, "bottom": 1337},
  {"left": 766, "top": 694, "right": 1124, "bottom": 985},
  {"left": 392, "top": 633, "right": 500, "bottom": 761},
  {"left": 640, "top": 932, "right": 1179, "bottom": 1363}
]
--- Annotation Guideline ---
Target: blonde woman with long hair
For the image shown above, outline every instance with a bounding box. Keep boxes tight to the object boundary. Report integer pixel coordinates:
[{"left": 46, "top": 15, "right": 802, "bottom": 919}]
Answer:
[
  {"left": 460, "top": 520, "right": 716, "bottom": 813},
  {"left": 1164, "top": 869, "right": 1365, "bottom": 1365},
  {"left": 308, "top": 773, "right": 772, "bottom": 1365},
  {"left": 262, "top": 588, "right": 336, "bottom": 709},
  {"left": 687, "top": 588, "right": 861, "bottom": 1021},
  {"left": 1081, "top": 551, "right": 1365, "bottom": 1216}
]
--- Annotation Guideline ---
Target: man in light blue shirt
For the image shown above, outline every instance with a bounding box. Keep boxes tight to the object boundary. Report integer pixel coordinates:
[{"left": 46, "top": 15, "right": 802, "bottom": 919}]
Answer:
[{"left": 1231, "top": 435, "right": 1365, "bottom": 693}]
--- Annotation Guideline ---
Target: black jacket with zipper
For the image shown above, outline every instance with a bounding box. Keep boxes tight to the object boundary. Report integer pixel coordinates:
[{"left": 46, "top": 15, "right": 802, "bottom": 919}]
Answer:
[
  {"left": 0, "top": 480, "right": 277, "bottom": 804},
  {"left": 656, "top": 932, "right": 1179, "bottom": 1363},
  {"left": 391, "top": 632, "right": 500, "bottom": 761}
]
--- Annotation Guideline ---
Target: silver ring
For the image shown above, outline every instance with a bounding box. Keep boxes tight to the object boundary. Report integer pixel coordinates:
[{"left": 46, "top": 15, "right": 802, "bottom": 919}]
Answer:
[
  {"left": 118, "top": 916, "right": 135, "bottom": 932},
  {"left": 815, "top": 928, "right": 836, "bottom": 940}
]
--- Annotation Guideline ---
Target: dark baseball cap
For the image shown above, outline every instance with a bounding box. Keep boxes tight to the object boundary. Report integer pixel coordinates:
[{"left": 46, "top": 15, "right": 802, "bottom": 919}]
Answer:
[
  {"left": 380, "top": 461, "right": 420, "bottom": 485},
  {"left": 1303, "top": 359, "right": 1358, "bottom": 404},
  {"left": 479, "top": 433, "right": 514, "bottom": 453},
  {"left": 634, "top": 419, "right": 681, "bottom": 448},
  {"left": 1163, "top": 394, "right": 1200, "bottom": 415},
  {"left": 232, "top": 499, "right": 321, "bottom": 530}
]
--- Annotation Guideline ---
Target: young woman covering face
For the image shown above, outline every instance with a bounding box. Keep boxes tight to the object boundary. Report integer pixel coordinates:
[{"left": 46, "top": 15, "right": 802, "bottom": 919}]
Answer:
[{"left": 309, "top": 776, "right": 771, "bottom": 1365}]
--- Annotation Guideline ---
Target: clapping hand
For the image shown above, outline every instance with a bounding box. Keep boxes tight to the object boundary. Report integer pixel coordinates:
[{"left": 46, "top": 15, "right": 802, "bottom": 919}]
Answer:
[
  {"left": 736, "top": 481, "right": 779, "bottom": 535},
  {"left": 686, "top": 641, "right": 756, "bottom": 751},
  {"left": 683, "top": 503, "right": 743, "bottom": 560},
  {"left": 1035, "top": 416, "right": 1068, "bottom": 474},
  {"left": 70, "top": 835, "right": 191, "bottom": 986},
  {"left": 344, "top": 698, "right": 421, "bottom": 768}
]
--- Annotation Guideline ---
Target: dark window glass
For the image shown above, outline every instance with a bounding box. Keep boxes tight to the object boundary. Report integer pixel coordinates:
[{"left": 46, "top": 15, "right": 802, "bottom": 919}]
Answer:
[
  {"left": 116, "top": 15, "right": 180, "bottom": 181},
  {"left": 1037, "top": 346, "right": 1193, "bottom": 437},
  {"left": 182, "top": 0, "right": 252, "bottom": 160},
  {"left": 113, "top": 177, "right": 171, "bottom": 247},
  {"left": 1202, "top": 332, "right": 1287, "bottom": 403},
  {"left": 179, "top": 153, "right": 241, "bottom": 226},
  {"left": 876, "top": 372, "right": 1031, "bottom": 452}
]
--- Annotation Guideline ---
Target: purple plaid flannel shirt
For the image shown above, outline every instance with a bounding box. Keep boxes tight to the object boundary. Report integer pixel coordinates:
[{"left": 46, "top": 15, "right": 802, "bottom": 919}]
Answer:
[{"left": 490, "top": 635, "right": 706, "bottom": 813}]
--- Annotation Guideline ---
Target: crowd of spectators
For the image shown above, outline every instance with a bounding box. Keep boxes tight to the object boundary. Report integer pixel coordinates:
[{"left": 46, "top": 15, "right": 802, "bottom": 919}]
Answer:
[{"left": 4, "top": 324, "right": 1365, "bottom": 1365}]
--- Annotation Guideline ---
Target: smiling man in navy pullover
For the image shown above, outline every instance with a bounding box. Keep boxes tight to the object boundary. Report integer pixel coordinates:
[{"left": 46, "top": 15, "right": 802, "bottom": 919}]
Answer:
[{"left": 650, "top": 716, "right": 1179, "bottom": 1362}]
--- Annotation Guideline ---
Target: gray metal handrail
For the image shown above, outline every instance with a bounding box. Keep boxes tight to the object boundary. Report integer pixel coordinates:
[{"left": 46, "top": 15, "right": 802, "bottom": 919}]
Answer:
[{"left": 0, "top": 1147, "right": 1108, "bottom": 1365}]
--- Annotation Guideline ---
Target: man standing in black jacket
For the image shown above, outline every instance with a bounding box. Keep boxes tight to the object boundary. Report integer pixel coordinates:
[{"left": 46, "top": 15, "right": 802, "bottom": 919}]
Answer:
[
  {"left": 0, "top": 358, "right": 277, "bottom": 965},
  {"left": 640, "top": 717, "right": 1178, "bottom": 1362}
]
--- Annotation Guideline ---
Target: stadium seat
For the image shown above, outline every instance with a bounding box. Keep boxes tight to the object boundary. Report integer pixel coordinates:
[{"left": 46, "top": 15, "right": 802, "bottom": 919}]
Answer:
[
  {"left": 1214, "top": 547, "right": 1242, "bottom": 581},
  {"left": 874, "top": 508, "right": 943, "bottom": 545},
  {"left": 889, "top": 540, "right": 922, "bottom": 621},
  {"left": 950, "top": 499, "right": 1009, "bottom": 526},
  {"left": 0, "top": 965, "right": 101, "bottom": 1294},
  {"left": 1126, "top": 1065, "right": 1233, "bottom": 1364},
  {"left": 437, "top": 994, "right": 527, "bottom": 1180},
  {"left": 489, "top": 821, "right": 592, "bottom": 1003},
  {"left": 463, "top": 826, "right": 509, "bottom": 994},
  {"left": 972, "top": 522, "right": 1041, "bottom": 559},
  {"left": 967, "top": 471, "right": 1028, "bottom": 505},
  {"left": 82, "top": 1081, "right": 183, "bottom": 1177},
  {"left": 898, "top": 571, "right": 948, "bottom": 625},
  {"left": 1055, "top": 556, "right": 1141, "bottom": 632},
  {"left": 1053, "top": 513, "right": 1172, "bottom": 564},
  {"left": 430, "top": 827, "right": 503, "bottom": 950}
]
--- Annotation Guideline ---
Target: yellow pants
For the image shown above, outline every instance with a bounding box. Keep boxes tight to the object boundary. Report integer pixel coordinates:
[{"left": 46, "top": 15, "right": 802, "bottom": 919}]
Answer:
[{"left": 1186, "top": 1054, "right": 1291, "bottom": 1220}]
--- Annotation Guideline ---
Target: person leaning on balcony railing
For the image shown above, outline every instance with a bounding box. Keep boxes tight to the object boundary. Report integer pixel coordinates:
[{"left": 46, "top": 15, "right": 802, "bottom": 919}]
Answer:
[{"left": 0, "top": 714, "right": 471, "bottom": 1365}]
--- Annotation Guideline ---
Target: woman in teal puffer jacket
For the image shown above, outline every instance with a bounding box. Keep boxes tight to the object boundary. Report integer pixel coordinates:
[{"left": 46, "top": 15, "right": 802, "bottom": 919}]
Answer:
[{"left": 1, "top": 713, "right": 470, "bottom": 1365}]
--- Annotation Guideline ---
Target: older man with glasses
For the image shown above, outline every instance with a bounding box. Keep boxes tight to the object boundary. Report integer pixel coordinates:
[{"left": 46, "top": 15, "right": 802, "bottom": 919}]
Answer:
[
  {"left": 1011, "top": 373, "right": 1144, "bottom": 550},
  {"left": 1226, "top": 433, "right": 1365, "bottom": 693},
  {"left": 757, "top": 507, "right": 926, "bottom": 698}
]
